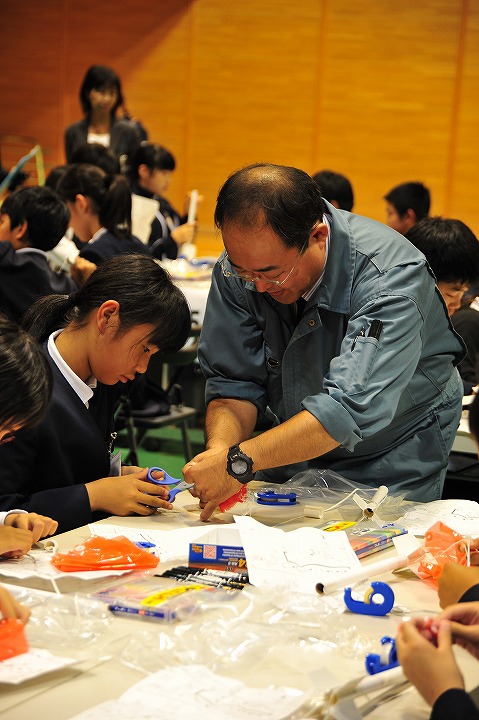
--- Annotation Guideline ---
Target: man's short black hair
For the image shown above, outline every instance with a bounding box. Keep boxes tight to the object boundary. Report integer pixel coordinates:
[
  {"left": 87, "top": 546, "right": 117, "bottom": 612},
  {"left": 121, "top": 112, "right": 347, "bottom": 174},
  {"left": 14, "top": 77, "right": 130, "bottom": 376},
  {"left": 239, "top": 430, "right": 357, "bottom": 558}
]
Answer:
[
  {"left": 215, "top": 163, "right": 326, "bottom": 251},
  {"left": 406, "top": 216, "right": 479, "bottom": 285},
  {"left": 312, "top": 170, "right": 354, "bottom": 212},
  {"left": 384, "top": 181, "right": 430, "bottom": 220},
  {"left": 1, "top": 186, "right": 69, "bottom": 251}
]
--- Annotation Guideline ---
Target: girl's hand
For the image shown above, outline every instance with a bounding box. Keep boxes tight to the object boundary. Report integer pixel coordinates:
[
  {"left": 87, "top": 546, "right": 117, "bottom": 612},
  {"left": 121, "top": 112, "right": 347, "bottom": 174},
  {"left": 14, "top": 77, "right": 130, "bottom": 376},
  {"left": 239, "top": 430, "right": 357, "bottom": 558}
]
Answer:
[
  {"left": 86, "top": 467, "right": 173, "bottom": 516},
  {"left": 396, "top": 618, "right": 464, "bottom": 707},
  {"left": 0, "top": 526, "right": 33, "bottom": 558},
  {"left": 4, "top": 513, "right": 58, "bottom": 543},
  {"left": 0, "top": 585, "right": 30, "bottom": 624}
]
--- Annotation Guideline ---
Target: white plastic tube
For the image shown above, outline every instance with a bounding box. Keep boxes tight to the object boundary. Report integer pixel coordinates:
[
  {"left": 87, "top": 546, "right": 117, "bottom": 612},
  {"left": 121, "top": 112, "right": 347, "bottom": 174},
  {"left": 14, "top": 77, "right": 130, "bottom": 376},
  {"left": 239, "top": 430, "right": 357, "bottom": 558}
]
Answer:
[
  {"left": 316, "top": 553, "right": 410, "bottom": 595},
  {"left": 187, "top": 189, "right": 199, "bottom": 224}
]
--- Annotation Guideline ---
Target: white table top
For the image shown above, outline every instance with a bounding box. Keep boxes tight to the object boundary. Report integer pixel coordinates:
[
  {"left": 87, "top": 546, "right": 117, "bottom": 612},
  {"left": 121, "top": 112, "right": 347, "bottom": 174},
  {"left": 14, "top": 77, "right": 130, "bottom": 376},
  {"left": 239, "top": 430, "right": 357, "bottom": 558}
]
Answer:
[{"left": 0, "top": 492, "right": 477, "bottom": 720}]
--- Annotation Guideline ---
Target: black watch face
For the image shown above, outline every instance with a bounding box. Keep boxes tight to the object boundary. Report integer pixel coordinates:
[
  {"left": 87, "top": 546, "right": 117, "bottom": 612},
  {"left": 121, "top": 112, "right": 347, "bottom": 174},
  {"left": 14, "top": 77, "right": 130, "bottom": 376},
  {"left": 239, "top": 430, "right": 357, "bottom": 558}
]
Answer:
[{"left": 232, "top": 459, "right": 248, "bottom": 475}]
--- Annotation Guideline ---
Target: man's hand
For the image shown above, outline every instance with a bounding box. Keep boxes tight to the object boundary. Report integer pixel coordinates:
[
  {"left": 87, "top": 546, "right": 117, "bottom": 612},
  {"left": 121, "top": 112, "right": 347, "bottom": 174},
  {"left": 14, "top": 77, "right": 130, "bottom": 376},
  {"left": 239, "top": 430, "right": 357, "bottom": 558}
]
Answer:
[
  {"left": 4, "top": 513, "right": 58, "bottom": 544},
  {"left": 183, "top": 448, "right": 243, "bottom": 521}
]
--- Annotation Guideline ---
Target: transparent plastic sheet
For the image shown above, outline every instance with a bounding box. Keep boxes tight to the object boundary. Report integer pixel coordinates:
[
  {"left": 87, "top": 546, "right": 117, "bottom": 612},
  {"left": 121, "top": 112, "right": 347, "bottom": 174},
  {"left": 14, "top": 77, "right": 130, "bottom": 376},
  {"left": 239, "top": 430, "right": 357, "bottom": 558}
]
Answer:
[
  {"left": 118, "top": 585, "right": 381, "bottom": 681},
  {"left": 234, "top": 469, "right": 407, "bottom": 522},
  {"left": 6, "top": 585, "right": 114, "bottom": 659}
]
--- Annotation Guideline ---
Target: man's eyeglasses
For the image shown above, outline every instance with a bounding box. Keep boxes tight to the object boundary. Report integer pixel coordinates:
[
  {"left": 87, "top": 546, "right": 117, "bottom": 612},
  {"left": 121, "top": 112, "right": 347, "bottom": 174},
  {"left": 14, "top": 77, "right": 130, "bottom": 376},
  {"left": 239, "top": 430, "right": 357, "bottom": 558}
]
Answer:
[
  {"left": 221, "top": 237, "right": 309, "bottom": 286},
  {"left": 0, "top": 432, "right": 14, "bottom": 445}
]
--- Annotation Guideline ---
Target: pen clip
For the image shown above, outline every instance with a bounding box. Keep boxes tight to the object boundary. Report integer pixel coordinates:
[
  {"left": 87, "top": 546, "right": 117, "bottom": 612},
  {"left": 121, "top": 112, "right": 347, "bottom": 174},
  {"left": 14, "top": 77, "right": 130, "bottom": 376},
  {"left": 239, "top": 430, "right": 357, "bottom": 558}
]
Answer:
[{"left": 351, "top": 327, "right": 365, "bottom": 351}]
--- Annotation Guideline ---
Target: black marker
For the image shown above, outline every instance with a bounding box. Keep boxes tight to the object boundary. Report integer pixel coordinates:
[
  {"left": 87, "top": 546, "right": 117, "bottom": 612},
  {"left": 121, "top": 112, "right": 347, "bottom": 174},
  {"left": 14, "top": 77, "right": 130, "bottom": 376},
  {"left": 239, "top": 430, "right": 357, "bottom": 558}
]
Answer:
[{"left": 368, "top": 320, "right": 383, "bottom": 340}]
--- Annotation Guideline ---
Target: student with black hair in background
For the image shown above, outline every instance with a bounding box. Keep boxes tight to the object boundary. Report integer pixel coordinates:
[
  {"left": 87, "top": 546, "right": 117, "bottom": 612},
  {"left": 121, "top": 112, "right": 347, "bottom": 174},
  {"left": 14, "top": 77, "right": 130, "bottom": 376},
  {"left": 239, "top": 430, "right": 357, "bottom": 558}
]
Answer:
[
  {"left": 64, "top": 65, "right": 141, "bottom": 171},
  {"left": 406, "top": 217, "right": 479, "bottom": 395},
  {"left": 384, "top": 181, "right": 430, "bottom": 235},
  {"left": 70, "top": 142, "right": 121, "bottom": 175},
  {"left": 0, "top": 186, "right": 77, "bottom": 323},
  {"left": 46, "top": 146, "right": 121, "bottom": 271},
  {"left": 406, "top": 217, "right": 479, "bottom": 317},
  {"left": 311, "top": 170, "right": 354, "bottom": 212},
  {"left": 56, "top": 163, "right": 149, "bottom": 266},
  {"left": 129, "top": 142, "right": 197, "bottom": 259}
]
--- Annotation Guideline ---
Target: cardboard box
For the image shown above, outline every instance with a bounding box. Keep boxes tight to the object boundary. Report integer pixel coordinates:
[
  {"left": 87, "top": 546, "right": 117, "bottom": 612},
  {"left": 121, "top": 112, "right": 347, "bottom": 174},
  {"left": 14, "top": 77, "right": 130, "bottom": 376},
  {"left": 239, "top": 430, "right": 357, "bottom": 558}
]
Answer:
[{"left": 188, "top": 527, "right": 247, "bottom": 572}]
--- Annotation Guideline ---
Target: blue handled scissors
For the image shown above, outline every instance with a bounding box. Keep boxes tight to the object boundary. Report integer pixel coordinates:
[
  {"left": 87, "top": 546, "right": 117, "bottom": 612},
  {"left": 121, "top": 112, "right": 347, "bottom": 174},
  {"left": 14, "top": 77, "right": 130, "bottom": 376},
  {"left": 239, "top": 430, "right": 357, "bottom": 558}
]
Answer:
[{"left": 147, "top": 467, "right": 194, "bottom": 502}]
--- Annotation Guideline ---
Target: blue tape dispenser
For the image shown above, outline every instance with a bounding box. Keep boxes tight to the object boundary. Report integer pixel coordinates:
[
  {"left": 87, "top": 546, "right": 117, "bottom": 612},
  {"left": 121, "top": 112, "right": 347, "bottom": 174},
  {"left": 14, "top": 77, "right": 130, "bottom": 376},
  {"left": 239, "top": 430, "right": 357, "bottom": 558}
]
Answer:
[
  {"left": 365, "top": 636, "right": 399, "bottom": 675},
  {"left": 255, "top": 490, "right": 297, "bottom": 506},
  {"left": 344, "top": 581, "right": 395, "bottom": 616}
]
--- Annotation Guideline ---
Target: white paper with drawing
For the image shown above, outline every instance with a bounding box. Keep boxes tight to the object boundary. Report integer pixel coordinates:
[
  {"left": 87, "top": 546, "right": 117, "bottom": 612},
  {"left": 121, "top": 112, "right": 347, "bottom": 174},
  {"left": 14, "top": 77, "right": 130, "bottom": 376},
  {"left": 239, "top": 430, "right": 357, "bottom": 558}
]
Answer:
[
  {"left": 66, "top": 664, "right": 304, "bottom": 720},
  {"left": 400, "top": 499, "right": 479, "bottom": 536},
  {"left": 234, "top": 515, "right": 360, "bottom": 594}
]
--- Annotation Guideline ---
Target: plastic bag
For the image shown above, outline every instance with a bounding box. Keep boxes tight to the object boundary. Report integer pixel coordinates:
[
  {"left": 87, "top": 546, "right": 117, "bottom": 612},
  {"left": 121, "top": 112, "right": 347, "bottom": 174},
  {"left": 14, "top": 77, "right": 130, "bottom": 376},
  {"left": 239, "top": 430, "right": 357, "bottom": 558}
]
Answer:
[
  {"left": 5, "top": 586, "right": 114, "bottom": 658},
  {"left": 51, "top": 535, "right": 159, "bottom": 572},
  {"left": 0, "top": 618, "right": 29, "bottom": 661},
  {"left": 254, "top": 469, "right": 406, "bottom": 521},
  {"left": 416, "top": 521, "right": 467, "bottom": 583}
]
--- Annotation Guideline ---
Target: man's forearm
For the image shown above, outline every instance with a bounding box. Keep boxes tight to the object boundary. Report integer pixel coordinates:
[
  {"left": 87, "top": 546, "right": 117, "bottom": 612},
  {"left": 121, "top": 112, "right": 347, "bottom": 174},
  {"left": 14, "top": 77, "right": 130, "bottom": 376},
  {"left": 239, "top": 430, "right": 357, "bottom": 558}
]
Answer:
[
  {"left": 241, "top": 409, "right": 339, "bottom": 473},
  {"left": 205, "top": 398, "right": 258, "bottom": 450}
]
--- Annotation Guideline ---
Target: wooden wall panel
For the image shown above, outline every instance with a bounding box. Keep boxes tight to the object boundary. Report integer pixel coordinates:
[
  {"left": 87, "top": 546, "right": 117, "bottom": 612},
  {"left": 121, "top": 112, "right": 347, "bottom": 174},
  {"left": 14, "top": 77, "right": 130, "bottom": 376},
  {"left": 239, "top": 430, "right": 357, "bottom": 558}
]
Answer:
[
  {"left": 449, "top": 0, "right": 479, "bottom": 232},
  {"left": 1, "top": 0, "right": 478, "bottom": 256},
  {"left": 313, "top": 0, "right": 464, "bottom": 223},
  {"left": 188, "top": 0, "right": 324, "bottom": 253}
]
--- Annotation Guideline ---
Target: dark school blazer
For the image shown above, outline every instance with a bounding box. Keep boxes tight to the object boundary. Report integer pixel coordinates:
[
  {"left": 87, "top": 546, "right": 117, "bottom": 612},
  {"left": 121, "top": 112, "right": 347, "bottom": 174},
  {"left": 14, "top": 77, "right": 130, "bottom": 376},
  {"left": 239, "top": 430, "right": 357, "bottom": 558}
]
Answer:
[{"left": 0, "top": 243, "right": 77, "bottom": 324}]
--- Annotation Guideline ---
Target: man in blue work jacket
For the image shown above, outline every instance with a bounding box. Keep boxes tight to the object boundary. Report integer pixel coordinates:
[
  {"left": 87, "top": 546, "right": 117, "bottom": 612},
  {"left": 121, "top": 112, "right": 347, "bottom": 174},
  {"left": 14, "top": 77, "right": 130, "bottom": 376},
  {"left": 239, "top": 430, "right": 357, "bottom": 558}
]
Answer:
[{"left": 184, "top": 164, "right": 465, "bottom": 521}]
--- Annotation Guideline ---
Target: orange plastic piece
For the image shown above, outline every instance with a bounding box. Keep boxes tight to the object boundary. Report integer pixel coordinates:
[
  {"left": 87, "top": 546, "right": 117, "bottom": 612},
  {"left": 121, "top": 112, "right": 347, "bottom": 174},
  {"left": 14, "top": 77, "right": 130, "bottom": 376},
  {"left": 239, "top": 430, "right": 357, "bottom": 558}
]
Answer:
[
  {"left": 417, "top": 521, "right": 467, "bottom": 583},
  {"left": 51, "top": 535, "right": 159, "bottom": 573},
  {"left": 219, "top": 485, "right": 248, "bottom": 512},
  {"left": 0, "top": 618, "right": 29, "bottom": 661}
]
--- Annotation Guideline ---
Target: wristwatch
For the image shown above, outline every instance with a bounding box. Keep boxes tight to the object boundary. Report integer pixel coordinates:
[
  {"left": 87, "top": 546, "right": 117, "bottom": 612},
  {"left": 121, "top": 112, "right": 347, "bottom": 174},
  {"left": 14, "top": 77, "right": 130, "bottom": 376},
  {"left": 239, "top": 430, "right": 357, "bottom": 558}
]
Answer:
[{"left": 226, "top": 444, "right": 255, "bottom": 484}]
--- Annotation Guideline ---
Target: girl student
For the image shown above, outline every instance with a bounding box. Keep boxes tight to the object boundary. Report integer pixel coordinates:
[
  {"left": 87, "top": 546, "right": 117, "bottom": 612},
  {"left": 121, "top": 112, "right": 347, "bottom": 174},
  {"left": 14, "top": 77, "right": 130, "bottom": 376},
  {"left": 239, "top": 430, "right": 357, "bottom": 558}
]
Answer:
[
  {"left": 0, "top": 254, "right": 191, "bottom": 534},
  {"left": 129, "top": 142, "right": 196, "bottom": 260},
  {"left": 56, "top": 162, "right": 149, "bottom": 266},
  {"left": 0, "top": 312, "right": 58, "bottom": 622}
]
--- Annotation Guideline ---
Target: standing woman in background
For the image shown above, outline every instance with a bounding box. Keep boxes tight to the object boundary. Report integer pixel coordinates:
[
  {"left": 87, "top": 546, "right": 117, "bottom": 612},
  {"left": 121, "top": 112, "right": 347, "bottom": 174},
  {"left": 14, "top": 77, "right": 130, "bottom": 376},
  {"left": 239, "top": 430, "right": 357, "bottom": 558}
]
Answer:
[
  {"left": 64, "top": 65, "right": 141, "bottom": 171},
  {"left": 56, "top": 163, "right": 149, "bottom": 265}
]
